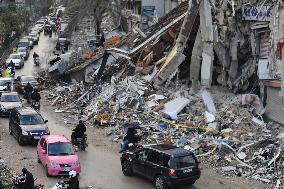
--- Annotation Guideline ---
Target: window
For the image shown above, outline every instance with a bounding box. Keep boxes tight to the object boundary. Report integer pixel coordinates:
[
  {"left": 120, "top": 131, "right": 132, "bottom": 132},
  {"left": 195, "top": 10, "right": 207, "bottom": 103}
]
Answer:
[
  {"left": 48, "top": 142, "right": 75, "bottom": 156},
  {"left": 1, "top": 95, "right": 20, "bottom": 102},
  {"left": 20, "top": 114, "right": 44, "bottom": 125},
  {"left": 162, "top": 154, "right": 171, "bottom": 168},
  {"left": 146, "top": 150, "right": 161, "bottom": 165},
  {"left": 137, "top": 149, "right": 149, "bottom": 161},
  {"left": 173, "top": 155, "right": 196, "bottom": 169}
]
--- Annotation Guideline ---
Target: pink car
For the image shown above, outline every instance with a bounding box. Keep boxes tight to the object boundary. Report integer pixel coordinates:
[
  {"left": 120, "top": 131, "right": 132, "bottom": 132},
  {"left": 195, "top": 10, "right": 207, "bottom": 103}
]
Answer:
[{"left": 37, "top": 135, "right": 81, "bottom": 177}]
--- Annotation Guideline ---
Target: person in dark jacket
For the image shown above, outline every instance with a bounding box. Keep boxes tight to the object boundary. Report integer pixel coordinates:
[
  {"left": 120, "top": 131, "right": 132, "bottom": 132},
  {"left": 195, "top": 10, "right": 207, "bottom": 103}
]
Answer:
[
  {"left": 71, "top": 120, "right": 86, "bottom": 144},
  {"left": 67, "top": 171, "right": 79, "bottom": 189},
  {"left": 31, "top": 89, "right": 41, "bottom": 102},
  {"left": 22, "top": 168, "right": 34, "bottom": 189},
  {"left": 24, "top": 83, "right": 33, "bottom": 103},
  {"left": 120, "top": 128, "right": 135, "bottom": 153}
]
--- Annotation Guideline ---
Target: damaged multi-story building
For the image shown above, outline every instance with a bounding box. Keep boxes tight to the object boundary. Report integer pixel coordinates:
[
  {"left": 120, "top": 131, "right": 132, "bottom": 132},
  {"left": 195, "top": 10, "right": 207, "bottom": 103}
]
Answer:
[
  {"left": 61, "top": 0, "right": 284, "bottom": 125},
  {"left": 150, "top": 0, "right": 284, "bottom": 125}
]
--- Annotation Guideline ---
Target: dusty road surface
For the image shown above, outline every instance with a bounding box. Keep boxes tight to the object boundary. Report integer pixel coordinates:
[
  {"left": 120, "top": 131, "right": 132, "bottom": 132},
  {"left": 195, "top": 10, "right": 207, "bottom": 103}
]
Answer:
[{"left": 0, "top": 32, "right": 271, "bottom": 189}]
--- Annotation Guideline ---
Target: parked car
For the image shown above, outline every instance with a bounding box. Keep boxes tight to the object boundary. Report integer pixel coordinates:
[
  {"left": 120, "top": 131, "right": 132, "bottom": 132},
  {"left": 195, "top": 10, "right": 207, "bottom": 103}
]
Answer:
[
  {"left": 9, "top": 107, "right": 49, "bottom": 145},
  {"left": 17, "top": 47, "right": 29, "bottom": 60},
  {"left": 23, "top": 36, "right": 34, "bottom": 49},
  {"left": 37, "top": 135, "right": 81, "bottom": 177},
  {"left": 29, "top": 32, "right": 39, "bottom": 45},
  {"left": 120, "top": 144, "right": 201, "bottom": 189},
  {"left": 0, "top": 92, "right": 23, "bottom": 116},
  {"left": 15, "top": 75, "right": 39, "bottom": 93},
  {"left": 18, "top": 38, "right": 29, "bottom": 50},
  {"left": 0, "top": 77, "right": 14, "bottom": 92},
  {"left": 6, "top": 53, "right": 24, "bottom": 68},
  {"left": 56, "top": 38, "right": 69, "bottom": 51}
]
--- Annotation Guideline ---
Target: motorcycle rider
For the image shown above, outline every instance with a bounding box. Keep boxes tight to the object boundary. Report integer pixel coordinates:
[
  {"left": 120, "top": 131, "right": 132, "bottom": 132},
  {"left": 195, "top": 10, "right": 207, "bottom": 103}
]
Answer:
[
  {"left": 31, "top": 88, "right": 41, "bottom": 110},
  {"left": 33, "top": 52, "right": 39, "bottom": 65},
  {"left": 9, "top": 60, "right": 15, "bottom": 77},
  {"left": 71, "top": 120, "right": 86, "bottom": 145},
  {"left": 22, "top": 168, "right": 34, "bottom": 189},
  {"left": 31, "top": 88, "right": 41, "bottom": 102},
  {"left": 67, "top": 171, "right": 79, "bottom": 189},
  {"left": 24, "top": 82, "right": 33, "bottom": 103}
]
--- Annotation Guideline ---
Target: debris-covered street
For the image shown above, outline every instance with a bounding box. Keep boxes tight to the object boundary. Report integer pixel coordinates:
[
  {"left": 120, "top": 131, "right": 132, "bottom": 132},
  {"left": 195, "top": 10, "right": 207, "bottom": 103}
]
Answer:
[{"left": 0, "top": 0, "right": 284, "bottom": 189}]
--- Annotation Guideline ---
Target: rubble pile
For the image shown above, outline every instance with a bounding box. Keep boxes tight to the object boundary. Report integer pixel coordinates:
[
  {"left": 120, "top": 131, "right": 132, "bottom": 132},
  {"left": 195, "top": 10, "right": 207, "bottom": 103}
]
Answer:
[
  {"left": 0, "top": 160, "right": 15, "bottom": 188},
  {"left": 44, "top": 68, "right": 284, "bottom": 185}
]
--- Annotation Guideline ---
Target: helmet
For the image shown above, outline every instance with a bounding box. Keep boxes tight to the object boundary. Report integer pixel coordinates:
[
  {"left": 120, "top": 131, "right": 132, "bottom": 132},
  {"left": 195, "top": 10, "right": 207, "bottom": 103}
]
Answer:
[
  {"left": 69, "top": 170, "right": 76, "bottom": 178},
  {"left": 79, "top": 120, "right": 83, "bottom": 124},
  {"left": 22, "top": 168, "right": 27, "bottom": 174}
]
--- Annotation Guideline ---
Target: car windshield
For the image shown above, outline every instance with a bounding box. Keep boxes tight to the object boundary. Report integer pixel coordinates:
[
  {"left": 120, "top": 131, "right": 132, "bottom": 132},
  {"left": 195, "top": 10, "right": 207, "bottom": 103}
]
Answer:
[
  {"left": 1, "top": 95, "right": 20, "bottom": 102},
  {"left": 173, "top": 155, "right": 197, "bottom": 169},
  {"left": 10, "top": 54, "right": 21, "bottom": 59},
  {"left": 22, "top": 76, "right": 37, "bottom": 83},
  {"left": 48, "top": 142, "right": 75, "bottom": 156},
  {"left": 20, "top": 114, "right": 44, "bottom": 125},
  {"left": 18, "top": 48, "right": 26, "bottom": 53},
  {"left": 0, "top": 80, "right": 11, "bottom": 86}
]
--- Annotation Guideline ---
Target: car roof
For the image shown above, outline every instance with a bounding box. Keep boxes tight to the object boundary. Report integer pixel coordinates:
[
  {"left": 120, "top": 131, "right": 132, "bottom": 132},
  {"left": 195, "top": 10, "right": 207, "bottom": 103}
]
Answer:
[
  {"left": 2, "top": 92, "right": 18, "bottom": 96},
  {"left": 0, "top": 77, "right": 12, "bottom": 81},
  {"left": 19, "top": 39, "right": 29, "bottom": 42},
  {"left": 145, "top": 144, "right": 193, "bottom": 157},
  {"left": 9, "top": 53, "right": 21, "bottom": 57},
  {"left": 43, "top": 135, "right": 69, "bottom": 143},
  {"left": 19, "top": 75, "right": 36, "bottom": 79},
  {"left": 15, "top": 107, "right": 39, "bottom": 115}
]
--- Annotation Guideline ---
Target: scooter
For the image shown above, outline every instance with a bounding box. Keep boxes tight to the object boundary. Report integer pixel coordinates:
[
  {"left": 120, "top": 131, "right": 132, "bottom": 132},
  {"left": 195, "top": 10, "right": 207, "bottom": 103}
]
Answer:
[
  {"left": 51, "top": 180, "right": 92, "bottom": 189},
  {"left": 31, "top": 100, "right": 40, "bottom": 111},
  {"left": 72, "top": 134, "right": 88, "bottom": 151},
  {"left": 34, "top": 57, "right": 40, "bottom": 66}
]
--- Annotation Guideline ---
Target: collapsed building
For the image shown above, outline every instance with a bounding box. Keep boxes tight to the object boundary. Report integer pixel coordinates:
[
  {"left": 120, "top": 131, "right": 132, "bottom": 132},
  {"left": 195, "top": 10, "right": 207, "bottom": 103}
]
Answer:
[{"left": 42, "top": 0, "right": 284, "bottom": 186}]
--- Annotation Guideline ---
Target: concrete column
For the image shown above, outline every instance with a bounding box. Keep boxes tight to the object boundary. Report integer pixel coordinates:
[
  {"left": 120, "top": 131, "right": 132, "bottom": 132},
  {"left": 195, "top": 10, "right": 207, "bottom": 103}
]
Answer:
[
  {"left": 190, "top": 28, "right": 202, "bottom": 92},
  {"left": 200, "top": 0, "right": 214, "bottom": 88}
]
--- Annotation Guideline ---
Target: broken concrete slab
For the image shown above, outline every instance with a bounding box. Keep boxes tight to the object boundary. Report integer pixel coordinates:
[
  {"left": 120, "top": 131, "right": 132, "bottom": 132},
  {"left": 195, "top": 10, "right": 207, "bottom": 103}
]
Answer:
[{"left": 162, "top": 97, "right": 190, "bottom": 120}]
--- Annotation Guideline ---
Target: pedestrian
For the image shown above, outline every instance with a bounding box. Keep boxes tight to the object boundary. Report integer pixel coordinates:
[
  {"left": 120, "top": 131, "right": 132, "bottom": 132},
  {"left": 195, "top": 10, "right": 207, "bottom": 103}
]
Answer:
[
  {"left": 22, "top": 168, "right": 34, "bottom": 189},
  {"left": 6, "top": 83, "right": 11, "bottom": 92}
]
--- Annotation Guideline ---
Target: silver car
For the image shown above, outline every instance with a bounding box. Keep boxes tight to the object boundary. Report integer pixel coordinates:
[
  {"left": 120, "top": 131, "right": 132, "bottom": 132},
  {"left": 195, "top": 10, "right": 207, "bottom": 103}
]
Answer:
[
  {"left": 6, "top": 53, "right": 24, "bottom": 68},
  {"left": 17, "top": 47, "right": 29, "bottom": 60},
  {"left": 0, "top": 92, "right": 23, "bottom": 116},
  {"left": 0, "top": 77, "right": 14, "bottom": 92}
]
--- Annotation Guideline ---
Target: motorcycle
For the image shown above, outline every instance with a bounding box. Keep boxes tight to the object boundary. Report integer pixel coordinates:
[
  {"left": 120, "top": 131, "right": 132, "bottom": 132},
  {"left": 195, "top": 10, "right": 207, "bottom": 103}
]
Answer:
[
  {"left": 31, "top": 100, "right": 40, "bottom": 110},
  {"left": 51, "top": 179, "right": 92, "bottom": 189},
  {"left": 24, "top": 92, "right": 32, "bottom": 103},
  {"left": 75, "top": 134, "right": 88, "bottom": 151},
  {"left": 12, "top": 176, "right": 44, "bottom": 189},
  {"left": 34, "top": 57, "right": 40, "bottom": 66}
]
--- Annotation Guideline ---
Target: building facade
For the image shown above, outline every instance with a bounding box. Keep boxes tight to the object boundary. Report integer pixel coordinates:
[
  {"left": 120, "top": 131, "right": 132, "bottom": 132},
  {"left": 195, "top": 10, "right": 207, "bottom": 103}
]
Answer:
[{"left": 120, "top": 0, "right": 183, "bottom": 30}]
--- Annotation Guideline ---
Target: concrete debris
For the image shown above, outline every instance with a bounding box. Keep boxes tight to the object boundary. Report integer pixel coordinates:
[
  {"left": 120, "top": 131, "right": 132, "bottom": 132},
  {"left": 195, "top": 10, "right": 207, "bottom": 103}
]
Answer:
[
  {"left": 40, "top": 0, "right": 284, "bottom": 187},
  {"left": 162, "top": 97, "right": 190, "bottom": 120},
  {"left": 0, "top": 160, "right": 15, "bottom": 188}
]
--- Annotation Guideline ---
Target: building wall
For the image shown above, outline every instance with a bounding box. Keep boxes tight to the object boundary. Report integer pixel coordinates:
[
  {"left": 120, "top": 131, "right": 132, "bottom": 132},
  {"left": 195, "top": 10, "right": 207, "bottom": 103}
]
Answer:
[
  {"left": 265, "top": 86, "right": 284, "bottom": 125},
  {"left": 142, "top": 0, "right": 165, "bottom": 17}
]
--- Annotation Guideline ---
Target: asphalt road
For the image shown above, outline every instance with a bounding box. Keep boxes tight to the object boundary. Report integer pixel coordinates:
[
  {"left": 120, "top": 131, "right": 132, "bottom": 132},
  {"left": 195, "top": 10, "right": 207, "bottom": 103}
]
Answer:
[{"left": 0, "top": 30, "right": 269, "bottom": 189}]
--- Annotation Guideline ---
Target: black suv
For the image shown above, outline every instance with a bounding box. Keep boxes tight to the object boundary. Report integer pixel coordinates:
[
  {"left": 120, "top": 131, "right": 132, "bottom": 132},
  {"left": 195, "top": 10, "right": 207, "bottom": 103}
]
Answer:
[
  {"left": 9, "top": 107, "right": 49, "bottom": 145},
  {"left": 120, "top": 144, "right": 201, "bottom": 189}
]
